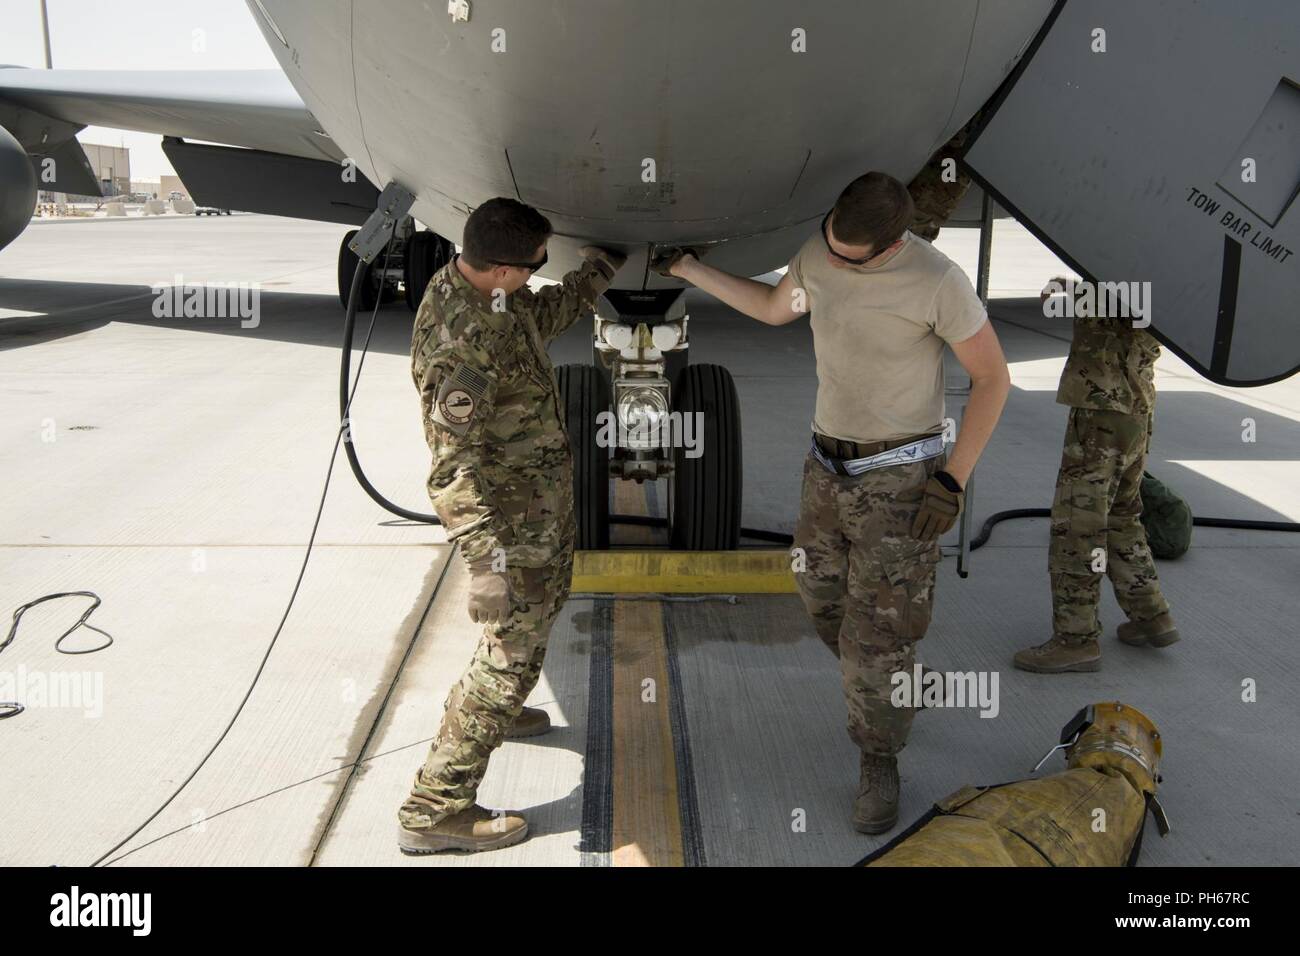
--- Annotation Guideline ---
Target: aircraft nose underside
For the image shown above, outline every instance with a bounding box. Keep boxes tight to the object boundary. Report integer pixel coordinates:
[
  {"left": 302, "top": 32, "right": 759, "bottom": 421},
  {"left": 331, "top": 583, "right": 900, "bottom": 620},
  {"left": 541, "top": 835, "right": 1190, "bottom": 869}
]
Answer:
[{"left": 251, "top": 0, "right": 1052, "bottom": 280}]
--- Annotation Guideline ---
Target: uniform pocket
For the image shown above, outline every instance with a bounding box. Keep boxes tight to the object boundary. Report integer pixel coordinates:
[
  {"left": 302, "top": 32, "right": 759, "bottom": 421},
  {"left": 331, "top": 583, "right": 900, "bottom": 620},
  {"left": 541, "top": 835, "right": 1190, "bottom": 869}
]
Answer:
[
  {"left": 524, "top": 485, "right": 560, "bottom": 524},
  {"left": 504, "top": 484, "right": 572, "bottom": 568},
  {"left": 495, "top": 481, "right": 559, "bottom": 526},
  {"left": 508, "top": 566, "right": 547, "bottom": 610},
  {"left": 879, "top": 538, "right": 940, "bottom": 642}
]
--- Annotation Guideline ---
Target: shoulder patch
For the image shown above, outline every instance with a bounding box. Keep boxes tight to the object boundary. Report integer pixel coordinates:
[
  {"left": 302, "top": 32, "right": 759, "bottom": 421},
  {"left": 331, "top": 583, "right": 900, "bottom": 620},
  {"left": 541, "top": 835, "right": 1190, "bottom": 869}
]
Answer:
[{"left": 431, "top": 363, "right": 491, "bottom": 435}]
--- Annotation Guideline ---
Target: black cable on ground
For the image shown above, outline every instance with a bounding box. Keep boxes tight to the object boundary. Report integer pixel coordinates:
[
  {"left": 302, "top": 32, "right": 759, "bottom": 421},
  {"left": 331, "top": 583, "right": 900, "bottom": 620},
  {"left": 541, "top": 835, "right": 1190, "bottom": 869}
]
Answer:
[
  {"left": 1191, "top": 516, "right": 1299, "bottom": 531},
  {"left": 607, "top": 511, "right": 793, "bottom": 544},
  {"left": 969, "top": 508, "right": 1051, "bottom": 551},
  {"left": 968, "top": 508, "right": 1300, "bottom": 551},
  {"left": 88, "top": 226, "right": 397, "bottom": 867},
  {"left": 0, "top": 591, "right": 113, "bottom": 720}
]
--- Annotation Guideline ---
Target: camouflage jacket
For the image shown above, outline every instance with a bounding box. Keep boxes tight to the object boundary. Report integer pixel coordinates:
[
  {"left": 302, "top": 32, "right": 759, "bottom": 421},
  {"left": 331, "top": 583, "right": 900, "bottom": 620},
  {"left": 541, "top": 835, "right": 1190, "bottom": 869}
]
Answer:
[
  {"left": 411, "top": 256, "right": 613, "bottom": 566},
  {"left": 1056, "top": 315, "right": 1161, "bottom": 415},
  {"left": 907, "top": 114, "right": 980, "bottom": 241}
]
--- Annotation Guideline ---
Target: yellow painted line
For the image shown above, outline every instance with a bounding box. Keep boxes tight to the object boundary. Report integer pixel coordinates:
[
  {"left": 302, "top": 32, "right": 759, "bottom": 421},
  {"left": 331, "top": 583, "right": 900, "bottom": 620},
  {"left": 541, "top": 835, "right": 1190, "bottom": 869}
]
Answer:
[
  {"left": 610, "top": 599, "right": 684, "bottom": 866},
  {"left": 573, "top": 550, "right": 797, "bottom": 593}
]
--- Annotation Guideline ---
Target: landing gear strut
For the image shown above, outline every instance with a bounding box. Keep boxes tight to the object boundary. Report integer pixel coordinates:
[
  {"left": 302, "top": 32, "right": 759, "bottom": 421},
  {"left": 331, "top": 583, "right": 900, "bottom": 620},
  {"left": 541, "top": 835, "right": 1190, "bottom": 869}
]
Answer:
[{"left": 335, "top": 220, "right": 454, "bottom": 312}]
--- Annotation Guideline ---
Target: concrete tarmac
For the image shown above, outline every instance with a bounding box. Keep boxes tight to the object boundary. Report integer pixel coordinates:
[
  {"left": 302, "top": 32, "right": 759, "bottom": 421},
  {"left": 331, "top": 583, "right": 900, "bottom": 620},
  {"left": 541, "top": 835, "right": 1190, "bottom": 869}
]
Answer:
[{"left": 1, "top": 214, "right": 1296, "bottom": 866}]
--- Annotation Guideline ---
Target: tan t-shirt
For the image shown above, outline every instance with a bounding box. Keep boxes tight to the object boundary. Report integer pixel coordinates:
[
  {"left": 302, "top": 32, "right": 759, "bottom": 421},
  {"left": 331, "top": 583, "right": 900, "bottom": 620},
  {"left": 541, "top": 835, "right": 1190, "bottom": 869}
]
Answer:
[{"left": 788, "top": 231, "right": 987, "bottom": 443}]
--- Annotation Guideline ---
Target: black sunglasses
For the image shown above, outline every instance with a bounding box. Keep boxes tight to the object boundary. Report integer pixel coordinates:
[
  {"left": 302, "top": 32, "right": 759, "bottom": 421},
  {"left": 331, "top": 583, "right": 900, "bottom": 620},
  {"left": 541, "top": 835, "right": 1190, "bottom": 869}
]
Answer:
[
  {"left": 821, "top": 211, "right": 892, "bottom": 265},
  {"left": 490, "top": 250, "right": 548, "bottom": 272}
]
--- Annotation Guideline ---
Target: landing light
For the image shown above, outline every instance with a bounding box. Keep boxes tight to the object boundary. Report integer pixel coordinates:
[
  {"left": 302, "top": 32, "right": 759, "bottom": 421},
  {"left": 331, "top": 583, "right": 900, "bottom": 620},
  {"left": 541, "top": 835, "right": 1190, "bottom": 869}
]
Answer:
[
  {"left": 616, "top": 386, "right": 670, "bottom": 449},
  {"left": 603, "top": 323, "right": 634, "bottom": 350},
  {"left": 651, "top": 325, "right": 680, "bottom": 351}
]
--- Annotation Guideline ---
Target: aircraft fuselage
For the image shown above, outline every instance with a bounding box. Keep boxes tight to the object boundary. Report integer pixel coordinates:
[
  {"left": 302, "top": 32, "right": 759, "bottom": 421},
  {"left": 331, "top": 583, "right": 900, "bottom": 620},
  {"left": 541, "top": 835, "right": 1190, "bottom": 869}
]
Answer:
[{"left": 248, "top": 0, "right": 1053, "bottom": 286}]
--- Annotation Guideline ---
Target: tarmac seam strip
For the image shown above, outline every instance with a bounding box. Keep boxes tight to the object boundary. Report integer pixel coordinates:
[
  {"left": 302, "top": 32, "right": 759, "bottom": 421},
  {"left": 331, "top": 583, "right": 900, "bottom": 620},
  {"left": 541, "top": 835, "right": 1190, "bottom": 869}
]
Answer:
[{"left": 306, "top": 548, "right": 456, "bottom": 866}]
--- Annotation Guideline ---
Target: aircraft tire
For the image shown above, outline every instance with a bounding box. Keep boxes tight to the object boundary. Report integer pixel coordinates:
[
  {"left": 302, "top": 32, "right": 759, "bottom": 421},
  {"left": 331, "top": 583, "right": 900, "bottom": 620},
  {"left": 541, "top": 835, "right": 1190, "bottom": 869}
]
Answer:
[
  {"left": 558, "top": 364, "right": 610, "bottom": 551},
  {"left": 404, "top": 231, "right": 455, "bottom": 311},
  {"left": 670, "top": 363, "right": 742, "bottom": 550},
  {"left": 338, "top": 229, "right": 377, "bottom": 312}
]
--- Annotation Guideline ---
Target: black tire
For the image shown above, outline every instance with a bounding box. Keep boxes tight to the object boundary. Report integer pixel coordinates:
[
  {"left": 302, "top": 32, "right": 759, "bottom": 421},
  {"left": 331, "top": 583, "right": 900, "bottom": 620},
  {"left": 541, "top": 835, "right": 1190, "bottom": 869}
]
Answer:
[
  {"left": 665, "top": 349, "right": 688, "bottom": 402},
  {"left": 557, "top": 364, "right": 610, "bottom": 550},
  {"left": 338, "top": 229, "right": 377, "bottom": 311},
  {"left": 670, "top": 364, "right": 742, "bottom": 550},
  {"left": 405, "top": 231, "right": 455, "bottom": 311}
]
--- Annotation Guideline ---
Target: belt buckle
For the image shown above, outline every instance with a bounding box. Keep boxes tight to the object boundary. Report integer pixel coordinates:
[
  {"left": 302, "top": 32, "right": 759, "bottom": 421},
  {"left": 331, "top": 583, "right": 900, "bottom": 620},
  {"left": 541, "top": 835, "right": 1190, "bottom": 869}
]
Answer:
[{"left": 813, "top": 436, "right": 852, "bottom": 477}]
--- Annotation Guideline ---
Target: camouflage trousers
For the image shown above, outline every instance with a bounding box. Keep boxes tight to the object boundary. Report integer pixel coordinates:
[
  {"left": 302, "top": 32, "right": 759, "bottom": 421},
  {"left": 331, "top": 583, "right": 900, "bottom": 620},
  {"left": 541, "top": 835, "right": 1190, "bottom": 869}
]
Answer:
[
  {"left": 399, "top": 528, "right": 574, "bottom": 827},
  {"left": 794, "top": 450, "right": 942, "bottom": 756},
  {"left": 1049, "top": 408, "right": 1169, "bottom": 644}
]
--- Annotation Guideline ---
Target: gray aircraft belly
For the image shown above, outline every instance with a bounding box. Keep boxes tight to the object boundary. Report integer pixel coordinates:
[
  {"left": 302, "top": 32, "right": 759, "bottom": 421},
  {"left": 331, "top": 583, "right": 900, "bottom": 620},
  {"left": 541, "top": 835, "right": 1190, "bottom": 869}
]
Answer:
[{"left": 249, "top": 0, "right": 1052, "bottom": 285}]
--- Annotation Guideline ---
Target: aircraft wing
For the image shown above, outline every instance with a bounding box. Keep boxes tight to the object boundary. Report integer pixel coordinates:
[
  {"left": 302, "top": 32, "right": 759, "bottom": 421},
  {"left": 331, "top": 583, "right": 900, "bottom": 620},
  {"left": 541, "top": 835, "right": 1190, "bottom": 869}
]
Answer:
[
  {"left": 0, "top": 66, "right": 377, "bottom": 233},
  {"left": 0, "top": 67, "right": 344, "bottom": 163}
]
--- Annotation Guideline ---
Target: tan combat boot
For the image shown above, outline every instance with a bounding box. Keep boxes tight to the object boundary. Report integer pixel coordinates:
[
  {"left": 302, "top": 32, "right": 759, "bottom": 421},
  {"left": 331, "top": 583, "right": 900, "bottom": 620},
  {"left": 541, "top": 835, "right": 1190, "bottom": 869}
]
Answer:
[
  {"left": 1013, "top": 635, "right": 1102, "bottom": 673},
  {"left": 397, "top": 804, "right": 529, "bottom": 854},
  {"left": 1117, "top": 612, "right": 1180, "bottom": 648},
  {"left": 853, "top": 753, "right": 900, "bottom": 834},
  {"left": 506, "top": 705, "right": 552, "bottom": 738}
]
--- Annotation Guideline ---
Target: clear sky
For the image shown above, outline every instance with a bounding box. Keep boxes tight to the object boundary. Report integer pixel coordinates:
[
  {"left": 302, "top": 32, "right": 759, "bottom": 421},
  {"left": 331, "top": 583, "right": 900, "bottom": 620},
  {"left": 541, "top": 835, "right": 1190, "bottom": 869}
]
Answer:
[{"left": 0, "top": 0, "right": 280, "bottom": 179}]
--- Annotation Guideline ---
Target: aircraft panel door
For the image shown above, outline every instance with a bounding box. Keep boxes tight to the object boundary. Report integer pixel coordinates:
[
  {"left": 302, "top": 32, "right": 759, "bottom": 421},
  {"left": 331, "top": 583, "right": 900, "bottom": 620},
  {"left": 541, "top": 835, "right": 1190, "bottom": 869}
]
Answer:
[{"left": 962, "top": 0, "right": 1300, "bottom": 385}]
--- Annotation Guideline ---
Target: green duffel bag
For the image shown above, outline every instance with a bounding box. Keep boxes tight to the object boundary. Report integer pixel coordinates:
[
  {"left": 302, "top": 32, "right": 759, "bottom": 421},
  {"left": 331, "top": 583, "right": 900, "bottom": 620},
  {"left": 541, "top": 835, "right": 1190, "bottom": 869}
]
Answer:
[{"left": 1139, "top": 472, "right": 1193, "bottom": 558}]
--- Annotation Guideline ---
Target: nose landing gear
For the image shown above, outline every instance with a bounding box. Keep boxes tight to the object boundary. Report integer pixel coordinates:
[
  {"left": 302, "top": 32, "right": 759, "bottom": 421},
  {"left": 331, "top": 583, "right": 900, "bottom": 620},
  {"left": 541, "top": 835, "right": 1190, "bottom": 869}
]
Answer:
[
  {"left": 336, "top": 220, "right": 454, "bottom": 312},
  {"left": 558, "top": 289, "right": 742, "bottom": 551}
]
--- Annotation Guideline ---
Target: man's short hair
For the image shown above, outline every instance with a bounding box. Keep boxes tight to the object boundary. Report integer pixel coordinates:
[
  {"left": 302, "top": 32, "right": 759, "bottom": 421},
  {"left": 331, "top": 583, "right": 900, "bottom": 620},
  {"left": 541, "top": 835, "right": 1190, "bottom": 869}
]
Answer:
[
  {"left": 831, "top": 171, "right": 915, "bottom": 253},
  {"left": 461, "top": 197, "right": 552, "bottom": 270}
]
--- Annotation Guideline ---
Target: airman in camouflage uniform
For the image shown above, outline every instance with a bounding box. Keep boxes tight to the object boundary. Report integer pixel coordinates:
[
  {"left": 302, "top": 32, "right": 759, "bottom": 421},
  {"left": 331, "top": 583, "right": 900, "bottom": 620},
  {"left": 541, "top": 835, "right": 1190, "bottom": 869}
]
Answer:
[
  {"left": 660, "top": 171, "right": 1009, "bottom": 837},
  {"left": 395, "top": 198, "right": 623, "bottom": 853},
  {"left": 1015, "top": 311, "right": 1179, "bottom": 673},
  {"left": 783, "top": 120, "right": 988, "bottom": 757},
  {"left": 907, "top": 112, "right": 982, "bottom": 241}
]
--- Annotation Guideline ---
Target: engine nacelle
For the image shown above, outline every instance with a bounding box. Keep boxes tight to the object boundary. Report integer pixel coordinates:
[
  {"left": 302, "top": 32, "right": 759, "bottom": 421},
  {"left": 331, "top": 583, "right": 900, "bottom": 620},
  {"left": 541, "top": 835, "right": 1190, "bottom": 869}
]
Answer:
[{"left": 0, "top": 124, "right": 37, "bottom": 253}]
